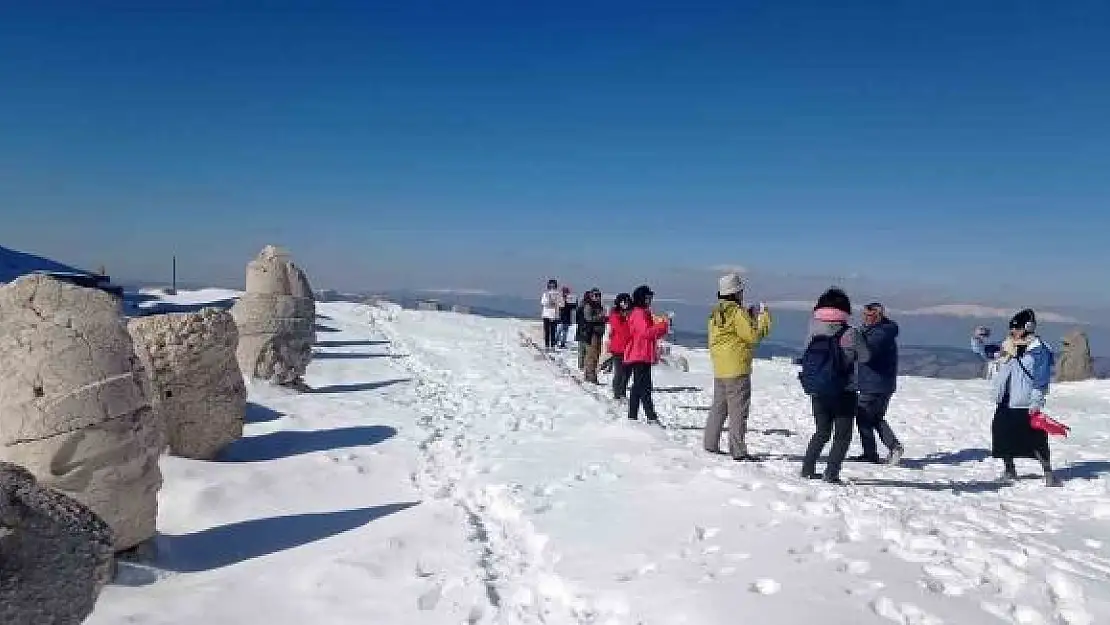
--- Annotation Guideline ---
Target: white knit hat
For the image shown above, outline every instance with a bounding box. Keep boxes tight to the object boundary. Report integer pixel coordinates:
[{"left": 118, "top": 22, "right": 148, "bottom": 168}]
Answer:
[{"left": 718, "top": 273, "right": 744, "bottom": 296}]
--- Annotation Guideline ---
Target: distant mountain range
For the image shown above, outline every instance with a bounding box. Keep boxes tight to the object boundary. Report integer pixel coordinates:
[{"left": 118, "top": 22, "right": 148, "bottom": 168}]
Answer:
[{"left": 4, "top": 245, "right": 1104, "bottom": 380}]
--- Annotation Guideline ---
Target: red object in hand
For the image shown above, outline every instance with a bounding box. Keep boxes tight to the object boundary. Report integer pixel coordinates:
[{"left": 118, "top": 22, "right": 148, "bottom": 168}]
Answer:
[{"left": 1030, "top": 410, "right": 1070, "bottom": 437}]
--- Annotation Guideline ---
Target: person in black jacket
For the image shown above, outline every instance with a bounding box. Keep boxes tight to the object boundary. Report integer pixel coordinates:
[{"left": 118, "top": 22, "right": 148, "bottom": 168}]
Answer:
[
  {"left": 853, "top": 302, "right": 905, "bottom": 465},
  {"left": 556, "top": 287, "right": 577, "bottom": 349},
  {"left": 579, "top": 288, "right": 607, "bottom": 383},
  {"left": 574, "top": 297, "right": 589, "bottom": 369}
]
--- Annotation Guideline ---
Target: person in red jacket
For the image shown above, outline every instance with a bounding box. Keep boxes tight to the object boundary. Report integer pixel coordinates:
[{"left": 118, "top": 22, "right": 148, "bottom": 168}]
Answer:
[
  {"left": 624, "top": 285, "right": 670, "bottom": 422},
  {"left": 607, "top": 292, "right": 633, "bottom": 400}
]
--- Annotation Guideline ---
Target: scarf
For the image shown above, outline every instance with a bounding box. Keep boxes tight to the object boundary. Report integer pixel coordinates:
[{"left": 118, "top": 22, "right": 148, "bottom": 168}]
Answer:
[{"left": 998, "top": 334, "right": 1033, "bottom": 362}]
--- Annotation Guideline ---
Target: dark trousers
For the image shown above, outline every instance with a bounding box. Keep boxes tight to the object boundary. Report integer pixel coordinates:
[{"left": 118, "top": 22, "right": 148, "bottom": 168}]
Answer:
[
  {"left": 855, "top": 392, "right": 901, "bottom": 458},
  {"left": 611, "top": 354, "right": 629, "bottom": 399},
  {"left": 627, "top": 362, "right": 657, "bottom": 421},
  {"left": 802, "top": 391, "right": 857, "bottom": 479},
  {"left": 542, "top": 319, "right": 558, "bottom": 348}
]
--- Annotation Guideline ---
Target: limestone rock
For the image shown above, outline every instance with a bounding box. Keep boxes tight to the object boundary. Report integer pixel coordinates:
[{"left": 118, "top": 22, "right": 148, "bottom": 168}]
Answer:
[
  {"left": 0, "top": 273, "right": 164, "bottom": 551},
  {"left": 1056, "top": 330, "right": 1094, "bottom": 382},
  {"left": 230, "top": 246, "right": 316, "bottom": 387},
  {"left": 128, "top": 308, "right": 247, "bottom": 460},
  {"left": 0, "top": 461, "right": 115, "bottom": 625}
]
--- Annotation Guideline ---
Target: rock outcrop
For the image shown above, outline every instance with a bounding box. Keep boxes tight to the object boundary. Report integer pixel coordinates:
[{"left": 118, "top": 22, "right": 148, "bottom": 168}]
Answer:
[
  {"left": 1056, "top": 330, "right": 1095, "bottom": 382},
  {"left": 0, "top": 461, "right": 115, "bottom": 625},
  {"left": 229, "top": 246, "right": 316, "bottom": 388},
  {"left": 0, "top": 273, "right": 164, "bottom": 551},
  {"left": 128, "top": 308, "right": 247, "bottom": 459}
]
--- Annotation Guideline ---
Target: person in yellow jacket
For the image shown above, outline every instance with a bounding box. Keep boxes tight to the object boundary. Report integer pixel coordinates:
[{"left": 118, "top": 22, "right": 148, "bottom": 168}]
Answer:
[{"left": 704, "top": 272, "right": 772, "bottom": 460}]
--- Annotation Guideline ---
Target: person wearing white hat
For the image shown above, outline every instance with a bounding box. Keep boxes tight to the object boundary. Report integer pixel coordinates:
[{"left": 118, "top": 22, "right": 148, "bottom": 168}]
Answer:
[{"left": 705, "top": 272, "right": 772, "bottom": 460}]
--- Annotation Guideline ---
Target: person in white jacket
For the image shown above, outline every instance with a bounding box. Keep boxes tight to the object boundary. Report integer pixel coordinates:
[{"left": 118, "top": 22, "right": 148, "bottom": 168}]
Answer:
[{"left": 540, "top": 279, "right": 563, "bottom": 350}]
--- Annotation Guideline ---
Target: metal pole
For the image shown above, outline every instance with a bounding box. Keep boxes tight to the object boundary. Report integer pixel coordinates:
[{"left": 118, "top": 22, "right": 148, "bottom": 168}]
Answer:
[{"left": 171, "top": 255, "right": 177, "bottom": 294}]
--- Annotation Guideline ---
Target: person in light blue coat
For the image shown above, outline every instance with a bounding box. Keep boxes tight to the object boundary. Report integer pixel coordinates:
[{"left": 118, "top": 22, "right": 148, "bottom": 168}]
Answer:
[{"left": 971, "top": 308, "right": 1060, "bottom": 486}]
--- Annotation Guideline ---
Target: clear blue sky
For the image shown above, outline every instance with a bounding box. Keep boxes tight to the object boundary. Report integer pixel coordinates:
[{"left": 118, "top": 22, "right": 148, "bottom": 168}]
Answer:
[{"left": 3, "top": 1, "right": 1108, "bottom": 304}]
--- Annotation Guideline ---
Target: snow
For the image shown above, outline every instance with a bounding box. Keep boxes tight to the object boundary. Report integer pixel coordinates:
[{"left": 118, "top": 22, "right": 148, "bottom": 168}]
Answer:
[{"left": 87, "top": 292, "right": 1110, "bottom": 625}]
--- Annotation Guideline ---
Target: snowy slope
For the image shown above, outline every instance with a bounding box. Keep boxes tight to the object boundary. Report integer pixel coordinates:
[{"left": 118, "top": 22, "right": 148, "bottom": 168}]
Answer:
[{"left": 88, "top": 296, "right": 1110, "bottom": 625}]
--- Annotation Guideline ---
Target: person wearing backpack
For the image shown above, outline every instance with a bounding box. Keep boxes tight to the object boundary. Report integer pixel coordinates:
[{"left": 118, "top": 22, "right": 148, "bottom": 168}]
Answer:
[
  {"left": 971, "top": 309, "right": 1061, "bottom": 486},
  {"left": 852, "top": 302, "right": 905, "bottom": 465},
  {"left": 704, "top": 273, "right": 772, "bottom": 460},
  {"left": 798, "top": 288, "right": 871, "bottom": 484}
]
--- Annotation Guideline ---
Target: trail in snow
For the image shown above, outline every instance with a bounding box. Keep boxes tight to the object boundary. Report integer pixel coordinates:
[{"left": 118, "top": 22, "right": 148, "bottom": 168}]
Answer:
[
  {"left": 89, "top": 306, "right": 488, "bottom": 625},
  {"left": 86, "top": 298, "right": 1110, "bottom": 625},
  {"left": 372, "top": 309, "right": 1110, "bottom": 625}
]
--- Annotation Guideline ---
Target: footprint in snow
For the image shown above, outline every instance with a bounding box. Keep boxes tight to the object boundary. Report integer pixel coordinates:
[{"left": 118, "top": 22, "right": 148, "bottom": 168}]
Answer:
[
  {"left": 1046, "top": 570, "right": 1093, "bottom": 625},
  {"left": 838, "top": 560, "right": 871, "bottom": 576},
  {"left": 750, "top": 578, "right": 781, "bottom": 595},
  {"left": 981, "top": 602, "right": 1048, "bottom": 625},
  {"left": 691, "top": 525, "right": 721, "bottom": 541},
  {"left": 871, "top": 597, "right": 943, "bottom": 625}
]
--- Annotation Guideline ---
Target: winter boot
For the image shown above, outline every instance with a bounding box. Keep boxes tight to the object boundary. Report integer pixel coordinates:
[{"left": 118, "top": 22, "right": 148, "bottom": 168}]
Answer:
[
  {"left": 886, "top": 446, "right": 904, "bottom": 466},
  {"left": 1034, "top": 451, "right": 1062, "bottom": 487}
]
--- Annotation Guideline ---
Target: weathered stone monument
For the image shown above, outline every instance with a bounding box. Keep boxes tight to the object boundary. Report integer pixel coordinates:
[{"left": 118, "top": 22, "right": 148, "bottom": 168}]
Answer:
[
  {"left": 128, "top": 308, "right": 247, "bottom": 459},
  {"left": 229, "top": 245, "right": 316, "bottom": 388},
  {"left": 1, "top": 461, "right": 115, "bottom": 625},
  {"left": 0, "top": 273, "right": 164, "bottom": 552},
  {"left": 1056, "top": 330, "right": 1095, "bottom": 382}
]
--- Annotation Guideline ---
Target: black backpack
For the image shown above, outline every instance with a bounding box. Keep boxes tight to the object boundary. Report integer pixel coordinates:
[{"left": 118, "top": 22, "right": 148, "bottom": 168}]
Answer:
[{"left": 798, "top": 326, "right": 851, "bottom": 396}]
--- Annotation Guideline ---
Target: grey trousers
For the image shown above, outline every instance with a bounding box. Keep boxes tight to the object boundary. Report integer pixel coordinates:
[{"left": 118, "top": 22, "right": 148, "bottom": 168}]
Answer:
[{"left": 704, "top": 375, "right": 752, "bottom": 457}]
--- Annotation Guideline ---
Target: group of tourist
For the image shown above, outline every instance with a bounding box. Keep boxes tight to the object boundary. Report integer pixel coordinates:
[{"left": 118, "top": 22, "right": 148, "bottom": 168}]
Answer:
[
  {"left": 541, "top": 272, "right": 1062, "bottom": 487},
  {"left": 541, "top": 279, "right": 672, "bottom": 422}
]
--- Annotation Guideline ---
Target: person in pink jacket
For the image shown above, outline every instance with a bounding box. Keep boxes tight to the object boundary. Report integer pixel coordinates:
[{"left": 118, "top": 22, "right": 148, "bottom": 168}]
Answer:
[{"left": 624, "top": 285, "right": 670, "bottom": 423}]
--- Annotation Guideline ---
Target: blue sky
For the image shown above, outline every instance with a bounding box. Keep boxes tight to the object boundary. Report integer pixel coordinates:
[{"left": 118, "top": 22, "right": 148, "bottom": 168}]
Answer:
[{"left": 2, "top": 1, "right": 1108, "bottom": 305}]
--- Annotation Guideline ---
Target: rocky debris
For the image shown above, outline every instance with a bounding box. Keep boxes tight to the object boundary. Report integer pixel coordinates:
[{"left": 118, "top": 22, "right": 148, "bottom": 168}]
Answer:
[
  {"left": 128, "top": 308, "right": 247, "bottom": 459},
  {"left": 0, "top": 274, "right": 164, "bottom": 552},
  {"left": 1056, "top": 330, "right": 1095, "bottom": 382},
  {"left": 229, "top": 246, "right": 316, "bottom": 388},
  {"left": 0, "top": 461, "right": 115, "bottom": 625}
]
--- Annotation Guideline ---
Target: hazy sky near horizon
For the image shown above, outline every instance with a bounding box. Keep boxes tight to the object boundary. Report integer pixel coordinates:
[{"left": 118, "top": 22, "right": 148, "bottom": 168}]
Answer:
[{"left": 3, "top": 1, "right": 1109, "bottom": 306}]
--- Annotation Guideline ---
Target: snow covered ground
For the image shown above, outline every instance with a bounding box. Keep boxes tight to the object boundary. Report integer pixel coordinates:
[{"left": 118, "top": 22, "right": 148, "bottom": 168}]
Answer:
[{"left": 88, "top": 295, "right": 1110, "bottom": 625}]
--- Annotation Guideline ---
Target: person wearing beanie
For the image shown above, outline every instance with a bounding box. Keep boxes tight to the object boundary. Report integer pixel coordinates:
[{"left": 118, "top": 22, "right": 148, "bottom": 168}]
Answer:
[
  {"left": 798, "top": 287, "right": 871, "bottom": 484},
  {"left": 623, "top": 285, "right": 670, "bottom": 422},
  {"left": 579, "top": 288, "right": 607, "bottom": 384},
  {"left": 971, "top": 308, "right": 1060, "bottom": 486},
  {"left": 606, "top": 293, "right": 634, "bottom": 400},
  {"left": 852, "top": 302, "right": 905, "bottom": 466},
  {"left": 704, "top": 273, "right": 772, "bottom": 460}
]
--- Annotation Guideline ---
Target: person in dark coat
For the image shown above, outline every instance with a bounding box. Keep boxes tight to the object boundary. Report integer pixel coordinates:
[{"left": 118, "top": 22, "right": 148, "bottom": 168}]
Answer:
[
  {"left": 972, "top": 309, "right": 1061, "bottom": 486},
  {"left": 579, "top": 288, "right": 607, "bottom": 384},
  {"left": 852, "top": 302, "right": 905, "bottom": 465},
  {"left": 798, "top": 288, "right": 871, "bottom": 485},
  {"left": 556, "top": 287, "right": 577, "bottom": 349}
]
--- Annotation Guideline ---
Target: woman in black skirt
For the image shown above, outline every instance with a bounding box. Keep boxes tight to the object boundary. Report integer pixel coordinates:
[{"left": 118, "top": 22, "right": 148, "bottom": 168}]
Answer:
[{"left": 972, "top": 309, "right": 1061, "bottom": 486}]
